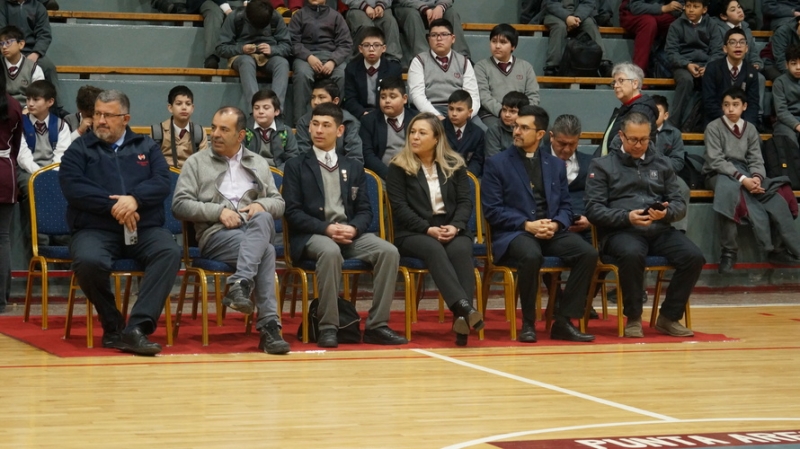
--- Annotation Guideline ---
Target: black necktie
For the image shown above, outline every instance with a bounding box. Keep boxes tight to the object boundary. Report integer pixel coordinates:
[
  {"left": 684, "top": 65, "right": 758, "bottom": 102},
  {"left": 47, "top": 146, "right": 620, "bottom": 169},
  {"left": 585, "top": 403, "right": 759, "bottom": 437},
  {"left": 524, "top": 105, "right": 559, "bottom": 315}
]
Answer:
[
  {"left": 34, "top": 121, "right": 46, "bottom": 135},
  {"left": 456, "top": 129, "right": 462, "bottom": 140},
  {"left": 436, "top": 56, "right": 449, "bottom": 70},
  {"left": 367, "top": 66, "right": 378, "bottom": 76}
]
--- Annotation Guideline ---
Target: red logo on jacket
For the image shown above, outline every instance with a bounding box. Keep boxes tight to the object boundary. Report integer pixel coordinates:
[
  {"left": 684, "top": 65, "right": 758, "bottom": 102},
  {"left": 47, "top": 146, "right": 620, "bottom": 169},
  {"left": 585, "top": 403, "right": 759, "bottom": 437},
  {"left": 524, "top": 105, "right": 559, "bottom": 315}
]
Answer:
[{"left": 137, "top": 153, "right": 148, "bottom": 166}]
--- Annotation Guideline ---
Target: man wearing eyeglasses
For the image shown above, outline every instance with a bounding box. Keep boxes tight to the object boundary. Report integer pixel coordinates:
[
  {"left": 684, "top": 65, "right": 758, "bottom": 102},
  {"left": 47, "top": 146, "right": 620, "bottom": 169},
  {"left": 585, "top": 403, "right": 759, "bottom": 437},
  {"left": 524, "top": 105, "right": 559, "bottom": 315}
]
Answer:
[
  {"left": 59, "top": 90, "right": 182, "bottom": 356},
  {"left": 482, "top": 105, "right": 597, "bottom": 344},
  {"left": 585, "top": 112, "right": 705, "bottom": 339},
  {"left": 701, "top": 27, "right": 760, "bottom": 125}
]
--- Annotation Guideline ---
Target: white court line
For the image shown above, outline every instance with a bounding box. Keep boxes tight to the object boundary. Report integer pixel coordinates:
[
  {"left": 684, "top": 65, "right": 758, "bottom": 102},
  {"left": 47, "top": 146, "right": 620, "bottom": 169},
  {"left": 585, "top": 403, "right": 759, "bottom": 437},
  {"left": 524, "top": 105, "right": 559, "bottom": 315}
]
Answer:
[
  {"left": 413, "top": 349, "right": 677, "bottom": 422},
  {"left": 440, "top": 417, "right": 800, "bottom": 449}
]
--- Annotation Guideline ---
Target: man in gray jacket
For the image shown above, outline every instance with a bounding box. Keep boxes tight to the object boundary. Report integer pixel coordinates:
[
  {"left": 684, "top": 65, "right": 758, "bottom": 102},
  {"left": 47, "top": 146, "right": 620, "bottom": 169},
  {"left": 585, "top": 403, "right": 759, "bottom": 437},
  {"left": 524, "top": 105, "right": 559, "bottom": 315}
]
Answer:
[
  {"left": 585, "top": 112, "right": 705, "bottom": 339},
  {"left": 172, "top": 106, "right": 290, "bottom": 355}
]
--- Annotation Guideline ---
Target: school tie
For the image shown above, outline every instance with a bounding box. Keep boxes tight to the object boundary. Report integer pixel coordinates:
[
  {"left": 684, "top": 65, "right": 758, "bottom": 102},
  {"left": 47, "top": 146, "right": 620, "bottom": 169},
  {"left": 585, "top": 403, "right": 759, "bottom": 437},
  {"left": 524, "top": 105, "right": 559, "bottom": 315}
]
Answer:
[
  {"left": 260, "top": 128, "right": 273, "bottom": 142},
  {"left": 498, "top": 61, "right": 510, "bottom": 73},
  {"left": 387, "top": 117, "right": 402, "bottom": 132},
  {"left": 733, "top": 124, "right": 741, "bottom": 137},
  {"left": 8, "top": 66, "right": 17, "bottom": 75},
  {"left": 731, "top": 65, "right": 739, "bottom": 81},
  {"left": 34, "top": 121, "right": 46, "bottom": 135},
  {"left": 456, "top": 129, "right": 462, "bottom": 140},
  {"left": 436, "top": 55, "right": 449, "bottom": 70},
  {"left": 366, "top": 66, "right": 378, "bottom": 76},
  {"left": 324, "top": 152, "right": 332, "bottom": 168},
  {"left": 178, "top": 129, "right": 187, "bottom": 140}
]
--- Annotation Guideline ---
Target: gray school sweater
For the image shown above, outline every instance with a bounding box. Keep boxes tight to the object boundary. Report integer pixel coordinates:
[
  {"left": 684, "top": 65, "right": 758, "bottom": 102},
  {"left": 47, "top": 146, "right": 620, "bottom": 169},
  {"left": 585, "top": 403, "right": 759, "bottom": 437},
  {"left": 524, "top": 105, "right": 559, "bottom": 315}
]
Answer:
[
  {"left": 772, "top": 73, "right": 800, "bottom": 130},
  {"left": 702, "top": 118, "right": 764, "bottom": 178},
  {"left": 710, "top": 17, "right": 763, "bottom": 68},
  {"left": 5, "top": 58, "right": 37, "bottom": 104},
  {"left": 474, "top": 56, "right": 540, "bottom": 118},
  {"left": 288, "top": 4, "right": 352, "bottom": 66},
  {"left": 216, "top": 9, "right": 292, "bottom": 59},
  {"left": 415, "top": 51, "right": 469, "bottom": 106},
  {"left": 484, "top": 121, "right": 514, "bottom": 159},
  {"left": 320, "top": 162, "right": 347, "bottom": 223},
  {"left": 665, "top": 14, "right": 724, "bottom": 68},
  {"left": 655, "top": 121, "right": 686, "bottom": 173},
  {"left": 767, "top": 21, "right": 800, "bottom": 75}
]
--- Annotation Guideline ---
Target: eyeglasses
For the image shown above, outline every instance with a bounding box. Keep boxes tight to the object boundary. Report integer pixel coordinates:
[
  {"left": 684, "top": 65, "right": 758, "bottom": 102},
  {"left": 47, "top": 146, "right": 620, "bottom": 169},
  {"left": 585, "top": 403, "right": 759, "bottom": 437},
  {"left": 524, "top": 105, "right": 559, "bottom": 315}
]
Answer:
[
  {"left": 93, "top": 112, "right": 128, "bottom": 120},
  {"left": 0, "top": 39, "right": 17, "bottom": 47},
  {"left": 621, "top": 132, "right": 650, "bottom": 146},
  {"left": 726, "top": 39, "right": 747, "bottom": 47},
  {"left": 512, "top": 124, "right": 538, "bottom": 133},
  {"left": 359, "top": 43, "right": 385, "bottom": 49},
  {"left": 428, "top": 33, "right": 453, "bottom": 40},
  {"left": 609, "top": 78, "right": 634, "bottom": 87}
]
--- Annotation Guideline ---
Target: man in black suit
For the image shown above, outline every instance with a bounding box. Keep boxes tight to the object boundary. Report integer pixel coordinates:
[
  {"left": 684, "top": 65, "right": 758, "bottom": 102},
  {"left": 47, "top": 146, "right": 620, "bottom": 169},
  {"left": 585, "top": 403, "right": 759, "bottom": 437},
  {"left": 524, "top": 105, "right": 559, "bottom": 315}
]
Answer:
[
  {"left": 482, "top": 105, "right": 597, "bottom": 343},
  {"left": 283, "top": 102, "right": 407, "bottom": 348},
  {"left": 443, "top": 90, "right": 485, "bottom": 177},
  {"left": 343, "top": 27, "right": 403, "bottom": 119},
  {"left": 702, "top": 27, "right": 760, "bottom": 125},
  {"left": 360, "top": 77, "right": 417, "bottom": 179}
]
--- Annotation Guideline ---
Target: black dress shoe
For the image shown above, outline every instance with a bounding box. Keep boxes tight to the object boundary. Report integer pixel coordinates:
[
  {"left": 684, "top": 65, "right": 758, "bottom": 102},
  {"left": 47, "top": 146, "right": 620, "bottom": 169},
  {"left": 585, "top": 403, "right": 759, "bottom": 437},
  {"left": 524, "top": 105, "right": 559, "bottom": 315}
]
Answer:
[
  {"left": 607, "top": 289, "right": 647, "bottom": 304},
  {"left": 101, "top": 331, "right": 123, "bottom": 349},
  {"left": 768, "top": 250, "right": 800, "bottom": 266},
  {"left": 518, "top": 321, "right": 537, "bottom": 343},
  {"left": 543, "top": 66, "right": 559, "bottom": 77},
  {"left": 451, "top": 299, "right": 484, "bottom": 332},
  {"left": 589, "top": 308, "right": 599, "bottom": 320},
  {"left": 455, "top": 333, "right": 468, "bottom": 347},
  {"left": 317, "top": 328, "right": 338, "bottom": 348},
  {"left": 259, "top": 320, "right": 290, "bottom": 355},
  {"left": 118, "top": 327, "right": 161, "bottom": 356},
  {"left": 550, "top": 319, "right": 595, "bottom": 342},
  {"left": 203, "top": 55, "right": 220, "bottom": 69},
  {"left": 223, "top": 279, "right": 254, "bottom": 315},
  {"left": 718, "top": 252, "right": 736, "bottom": 274},
  {"left": 364, "top": 326, "right": 408, "bottom": 345},
  {"left": 599, "top": 59, "right": 614, "bottom": 77}
]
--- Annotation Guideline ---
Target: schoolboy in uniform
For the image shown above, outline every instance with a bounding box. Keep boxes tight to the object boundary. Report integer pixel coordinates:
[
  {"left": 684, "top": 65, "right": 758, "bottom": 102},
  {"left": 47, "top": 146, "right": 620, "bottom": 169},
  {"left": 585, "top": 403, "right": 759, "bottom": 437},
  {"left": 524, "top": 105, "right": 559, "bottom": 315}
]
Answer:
[
  {"left": 295, "top": 79, "right": 364, "bottom": 162},
  {"left": 484, "top": 91, "right": 529, "bottom": 159},
  {"left": 64, "top": 85, "right": 102, "bottom": 142},
  {"left": 701, "top": 27, "right": 759, "bottom": 125},
  {"left": 359, "top": 76, "right": 416, "bottom": 179},
  {"left": 340, "top": 0, "right": 403, "bottom": 63},
  {"left": 772, "top": 44, "right": 800, "bottom": 144},
  {"left": 443, "top": 90, "right": 484, "bottom": 177},
  {"left": 343, "top": 26, "right": 403, "bottom": 118},
  {"left": 152, "top": 85, "right": 209, "bottom": 169},
  {"left": 246, "top": 88, "right": 299, "bottom": 170},
  {"left": 0, "top": 26, "right": 43, "bottom": 106},
  {"left": 652, "top": 94, "right": 690, "bottom": 232},
  {"left": 542, "top": 0, "right": 612, "bottom": 76}
]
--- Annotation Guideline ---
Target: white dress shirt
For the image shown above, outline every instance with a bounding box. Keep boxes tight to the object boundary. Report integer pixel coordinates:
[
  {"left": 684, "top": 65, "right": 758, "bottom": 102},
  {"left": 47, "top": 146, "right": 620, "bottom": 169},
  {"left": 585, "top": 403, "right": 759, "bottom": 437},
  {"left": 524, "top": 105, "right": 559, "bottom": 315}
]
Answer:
[
  {"left": 423, "top": 164, "right": 445, "bottom": 214},
  {"left": 218, "top": 145, "right": 256, "bottom": 207},
  {"left": 16, "top": 113, "right": 71, "bottom": 174},
  {"left": 551, "top": 148, "right": 579, "bottom": 184}
]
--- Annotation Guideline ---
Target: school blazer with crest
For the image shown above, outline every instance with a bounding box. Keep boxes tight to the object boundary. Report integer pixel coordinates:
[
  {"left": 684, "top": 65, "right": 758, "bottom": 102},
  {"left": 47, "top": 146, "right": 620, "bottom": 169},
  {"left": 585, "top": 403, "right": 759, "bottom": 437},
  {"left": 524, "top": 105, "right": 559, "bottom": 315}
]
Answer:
[{"left": 282, "top": 150, "right": 373, "bottom": 262}]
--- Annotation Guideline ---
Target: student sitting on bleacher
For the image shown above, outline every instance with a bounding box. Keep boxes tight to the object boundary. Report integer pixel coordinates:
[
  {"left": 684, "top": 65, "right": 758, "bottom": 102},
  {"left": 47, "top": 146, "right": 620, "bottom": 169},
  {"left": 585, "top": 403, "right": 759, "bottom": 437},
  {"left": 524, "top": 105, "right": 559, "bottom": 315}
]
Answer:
[
  {"left": 246, "top": 88, "right": 298, "bottom": 170},
  {"left": 597, "top": 62, "right": 658, "bottom": 156},
  {"left": 473, "top": 24, "right": 540, "bottom": 130},
  {"left": 702, "top": 27, "right": 759, "bottom": 126},
  {"left": 180, "top": 0, "right": 246, "bottom": 69},
  {"left": 542, "top": 0, "right": 613, "bottom": 77},
  {"left": 295, "top": 79, "right": 363, "bottom": 162},
  {"left": 340, "top": 0, "right": 403, "bottom": 63},
  {"left": 152, "top": 85, "right": 209, "bottom": 169},
  {"left": 764, "top": 17, "right": 800, "bottom": 81},
  {"left": 484, "top": 91, "right": 529, "bottom": 159},
  {"left": 618, "top": 0, "right": 682, "bottom": 74},
  {"left": 64, "top": 85, "right": 102, "bottom": 142},
  {"left": 0, "top": 26, "right": 43, "bottom": 108},
  {"left": 217, "top": 0, "right": 292, "bottom": 115},
  {"left": 665, "top": 0, "right": 724, "bottom": 128},
  {"left": 343, "top": 27, "right": 403, "bottom": 119},
  {"left": 0, "top": 0, "right": 62, "bottom": 111},
  {"left": 443, "top": 89, "right": 484, "bottom": 176},
  {"left": 763, "top": 0, "right": 800, "bottom": 31},
  {"left": 703, "top": 86, "right": 800, "bottom": 273},
  {"left": 392, "top": 0, "right": 471, "bottom": 61},
  {"left": 289, "top": 0, "right": 352, "bottom": 126},
  {"left": 652, "top": 94, "right": 689, "bottom": 232},
  {"left": 771, "top": 44, "right": 800, "bottom": 145}
]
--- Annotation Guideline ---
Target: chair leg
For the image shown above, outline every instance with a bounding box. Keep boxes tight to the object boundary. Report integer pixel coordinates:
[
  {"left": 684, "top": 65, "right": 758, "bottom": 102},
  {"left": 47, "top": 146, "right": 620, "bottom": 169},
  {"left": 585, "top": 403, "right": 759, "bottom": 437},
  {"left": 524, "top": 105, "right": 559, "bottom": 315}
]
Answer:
[
  {"left": 684, "top": 300, "right": 692, "bottom": 329},
  {"left": 474, "top": 268, "right": 484, "bottom": 341},
  {"left": 400, "top": 268, "right": 412, "bottom": 341},
  {"left": 214, "top": 275, "right": 224, "bottom": 326},
  {"left": 544, "top": 273, "right": 559, "bottom": 331},
  {"left": 535, "top": 274, "right": 543, "bottom": 323},
  {"left": 164, "top": 295, "right": 173, "bottom": 347},
  {"left": 614, "top": 272, "right": 624, "bottom": 338},
  {"left": 86, "top": 298, "right": 94, "bottom": 349},
  {"left": 649, "top": 270, "right": 667, "bottom": 328},
  {"left": 505, "top": 271, "right": 517, "bottom": 341},
  {"left": 301, "top": 272, "right": 312, "bottom": 343},
  {"left": 174, "top": 271, "right": 191, "bottom": 341},
  {"left": 438, "top": 293, "right": 445, "bottom": 324},
  {"left": 349, "top": 273, "right": 360, "bottom": 303},
  {"left": 200, "top": 273, "right": 210, "bottom": 347},
  {"left": 64, "top": 275, "right": 77, "bottom": 339}
]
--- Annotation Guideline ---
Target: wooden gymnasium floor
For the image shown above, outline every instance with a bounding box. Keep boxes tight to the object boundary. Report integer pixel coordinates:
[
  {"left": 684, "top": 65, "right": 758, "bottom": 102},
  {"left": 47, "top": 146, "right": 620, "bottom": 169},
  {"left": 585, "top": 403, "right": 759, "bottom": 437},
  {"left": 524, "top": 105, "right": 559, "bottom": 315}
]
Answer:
[{"left": 2, "top": 296, "right": 800, "bottom": 448}]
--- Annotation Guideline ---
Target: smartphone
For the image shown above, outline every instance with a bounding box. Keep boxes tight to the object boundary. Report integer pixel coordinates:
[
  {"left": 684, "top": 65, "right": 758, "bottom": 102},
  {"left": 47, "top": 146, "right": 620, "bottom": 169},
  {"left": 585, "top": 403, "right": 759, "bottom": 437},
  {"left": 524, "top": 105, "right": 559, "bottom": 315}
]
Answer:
[
  {"left": 641, "top": 202, "right": 666, "bottom": 215},
  {"left": 572, "top": 214, "right": 582, "bottom": 224}
]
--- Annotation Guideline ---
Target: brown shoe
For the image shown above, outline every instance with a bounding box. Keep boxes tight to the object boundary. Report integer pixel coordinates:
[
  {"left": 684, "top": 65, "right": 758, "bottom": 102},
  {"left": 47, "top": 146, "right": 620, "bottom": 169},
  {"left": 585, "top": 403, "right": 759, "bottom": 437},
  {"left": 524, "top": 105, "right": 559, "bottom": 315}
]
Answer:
[
  {"left": 654, "top": 315, "right": 694, "bottom": 337},
  {"left": 624, "top": 316, "right": 643, "bottom": 338}
]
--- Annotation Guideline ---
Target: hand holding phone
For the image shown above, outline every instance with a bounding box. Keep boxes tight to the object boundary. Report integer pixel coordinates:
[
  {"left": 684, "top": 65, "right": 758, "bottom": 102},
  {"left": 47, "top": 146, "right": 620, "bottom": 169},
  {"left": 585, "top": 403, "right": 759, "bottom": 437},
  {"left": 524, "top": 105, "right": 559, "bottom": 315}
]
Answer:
[{"left": 641, "top": 202, "right": 666, "bottom": 216}]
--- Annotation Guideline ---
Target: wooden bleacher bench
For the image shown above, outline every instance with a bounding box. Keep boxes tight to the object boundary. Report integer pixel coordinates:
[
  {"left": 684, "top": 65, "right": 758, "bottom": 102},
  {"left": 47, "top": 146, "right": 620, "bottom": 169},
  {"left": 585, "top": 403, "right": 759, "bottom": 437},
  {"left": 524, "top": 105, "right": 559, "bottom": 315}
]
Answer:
[
  {"left": 49, "top": 10, "right": 291, "bottom": 24},
  {"left": 462, "top": 23, "right": 774, "bottom": 39}
]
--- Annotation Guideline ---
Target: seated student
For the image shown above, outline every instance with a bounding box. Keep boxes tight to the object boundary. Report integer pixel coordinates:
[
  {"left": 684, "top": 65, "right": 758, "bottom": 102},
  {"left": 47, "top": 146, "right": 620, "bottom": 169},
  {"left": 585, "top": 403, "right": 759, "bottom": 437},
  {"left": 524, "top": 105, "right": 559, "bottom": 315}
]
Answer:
[
  {"left": 407, "top": 19, "right": 480, "bottom": 124},
  {"left": 295, "top": 79, "right": 363, "bottom": 162},
  {"left": 0, "top": 26, "right": 44, "bottom": 107},
  {"left": 340, "top": 0, "right": 403, "bottom": 63},
  {"left": 484, "top": 91, "right": 529, "bottom": 159},
  {"left": 764, "top": 18, "right": 800, "bottom": 82},
  {"left": 246, "top": 88, "right": 298, "bottom": 170},
  {"left": 652, "top": 94, "right": 690, "bottom": 232},
  {"left": 443, "top": 90, "right": 484, "bottom": 177},
  {"left": 585, "top": 112, "right": 704, "bottom": 338},
  {"left": 474, "top": 24, "right": 539, "bottom": 130},
  {"left": 178, "top": 0, "right": 244, "bottom": 69},
  {"left": 343, "top": 27, "right": 403, "bottom": 119},
  {"left": 64, "top": 85, "right": 102, "bottom": 142},
  {"left": 359, "top": 77, "right": 416, "bottom": 179},
  {"left": 288, "top": 0, "right": 352, "bottom": 125},
  {"left": 542, "top": 0, "right": 612, "bottom": 77},
  {"left": 0, "top": 2, "right": 63, "bottom": 110},
  {"left": 393, "top": 0, "right": 471, "bottom": 61},
  {"left": 703, "top": 87, "right": 800, "bottom": 273},
  {"left": 151, "top": 85, "right": 209, "bottom": 169},
  {"left": 283, "top": 102, "right": 407, "bottom": 348},
  {"left": 665, "top": 0, "right": 724, "bottom": 127},
  {"left": 702, "top": 27, "right": 759, "bottom": 126},
  {"left": 619, "top": 0, "right": 682, "bottom": 74},
  {"left": 763, "top": 0, "right": 800, "bottom": 31},
  {"left": 216, "top": 0, "right": 291, "bottom": 115},
  {"left": 386, "top": 112, "right": 482, "bottom": 346},
  {"left": 16, "top": 80, "right": 69, "bottom": 258},
  {"left": 773, "top": 44, "right": 800, "bottom": 143}
]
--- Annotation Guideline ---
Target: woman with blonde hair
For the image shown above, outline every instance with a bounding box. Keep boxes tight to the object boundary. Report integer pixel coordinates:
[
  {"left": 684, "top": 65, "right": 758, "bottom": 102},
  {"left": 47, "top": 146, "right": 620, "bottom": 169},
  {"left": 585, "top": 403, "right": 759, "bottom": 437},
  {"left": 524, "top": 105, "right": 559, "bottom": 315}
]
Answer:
[{"left": 386, "top": 112, "right": 482, "bottom": 346}]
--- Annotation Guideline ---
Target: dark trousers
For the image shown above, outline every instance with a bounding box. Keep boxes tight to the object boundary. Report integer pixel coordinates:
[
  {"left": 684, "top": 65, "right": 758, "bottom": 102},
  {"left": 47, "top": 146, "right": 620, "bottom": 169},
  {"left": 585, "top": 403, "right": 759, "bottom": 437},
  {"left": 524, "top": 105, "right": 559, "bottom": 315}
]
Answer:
[
  {"left": 619, "top": 8, "right": 675, "bottom": 72},
  {"left": 395, "top": 233, "right": 474, "bottom": 309},
  {"left": 603, "top": 228, "right": 705, "bottom": 321},
  {"left": 0, "top": 203, "right": 12, "bottom": 306},
  {"left": 500, "top": 231, "right": 598, "bottom": 323},
  {"left": 669, "top": 68, "right": 702, "bottom": 127},
  {"left": 70, "top": 227, "right": 181, "bottom": 335}
]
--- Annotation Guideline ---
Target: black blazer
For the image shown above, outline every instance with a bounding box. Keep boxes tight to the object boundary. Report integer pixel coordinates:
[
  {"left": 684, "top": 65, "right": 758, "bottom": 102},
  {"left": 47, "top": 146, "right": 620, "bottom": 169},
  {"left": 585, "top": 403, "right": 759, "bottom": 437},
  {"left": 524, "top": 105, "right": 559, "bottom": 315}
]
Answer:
[
  {"left": 443, "top": 119, "right": 485, "bottom": 177},
  {"left": 702, "top": 57, "right": 760, "bottom": 125},
  {"left": 386, "top": 163, "right": 473, "bottom": 242},
  {"left": 569, "top": 151, "right": 595, "bottom": 216},
  {"left": 282, "top": 150, "right": 372, "bottom": 262},
  {"left": 343, "top": 55, "right": 404, "bottom": 118},
  {"left": 359, "top": 107, "right": 417, "bottom": 179}
]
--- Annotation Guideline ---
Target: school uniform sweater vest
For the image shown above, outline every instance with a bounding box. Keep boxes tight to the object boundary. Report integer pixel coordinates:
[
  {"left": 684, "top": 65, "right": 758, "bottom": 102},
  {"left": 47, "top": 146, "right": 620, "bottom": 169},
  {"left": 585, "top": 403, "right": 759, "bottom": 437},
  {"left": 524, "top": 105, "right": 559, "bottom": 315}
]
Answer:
[
  {"left": 320, "top": 165, "right": 347, "bottom": 224},
  {"left": 382, "top": 125, "right": 405, "bottom": 165},
  {"left": 416, "top": 52, "right": 468, "bottom": 106},
  {"left": 31, "top": 126, "right": 54, "bottom": 167},
  {"left": 7, "top": 59, "right": 36, "bottom": 104}
]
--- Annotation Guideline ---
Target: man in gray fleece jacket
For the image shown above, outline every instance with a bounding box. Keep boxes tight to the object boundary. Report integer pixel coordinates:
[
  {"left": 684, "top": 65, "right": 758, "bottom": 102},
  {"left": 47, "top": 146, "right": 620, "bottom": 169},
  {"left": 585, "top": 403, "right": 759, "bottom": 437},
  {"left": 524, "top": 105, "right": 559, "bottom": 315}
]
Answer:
[{"left": 172, "top": 107, "right": 290, "bottom": 355}]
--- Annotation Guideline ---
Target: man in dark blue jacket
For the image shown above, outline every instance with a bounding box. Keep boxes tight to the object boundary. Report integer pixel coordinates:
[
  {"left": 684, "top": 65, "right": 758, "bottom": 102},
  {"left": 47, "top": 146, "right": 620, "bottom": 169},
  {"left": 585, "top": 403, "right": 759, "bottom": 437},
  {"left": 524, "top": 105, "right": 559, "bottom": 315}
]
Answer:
[{"left": 59, "top": 90, "right": 181, "bottom": 356}]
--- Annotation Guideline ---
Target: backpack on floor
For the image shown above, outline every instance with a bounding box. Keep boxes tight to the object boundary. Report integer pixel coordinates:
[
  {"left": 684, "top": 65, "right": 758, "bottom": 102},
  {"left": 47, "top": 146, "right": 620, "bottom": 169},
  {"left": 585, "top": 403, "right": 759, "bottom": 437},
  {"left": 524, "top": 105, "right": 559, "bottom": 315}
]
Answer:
[
  {"left": 649, "top": 47, "right": 673, "bottom": 79},
  {"left": 762, "top": 135, "right": 800, "bottom": 189},
  {"left": 296, "top": 297, "right": 362, "bottom": 343},
  {"left": 559, "top": 32, "right": 603, "bottom": 77},
  {"left": 678, "top": 153, "right": 707, "bottom": 189}
]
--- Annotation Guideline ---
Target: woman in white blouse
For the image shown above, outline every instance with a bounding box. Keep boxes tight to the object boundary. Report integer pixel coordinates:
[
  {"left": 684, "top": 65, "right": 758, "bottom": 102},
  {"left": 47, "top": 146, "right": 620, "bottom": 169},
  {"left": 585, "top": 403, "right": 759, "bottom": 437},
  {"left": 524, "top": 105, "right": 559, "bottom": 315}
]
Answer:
[{"left": 386, "top": 112, "right": 482, "bottom": 346}]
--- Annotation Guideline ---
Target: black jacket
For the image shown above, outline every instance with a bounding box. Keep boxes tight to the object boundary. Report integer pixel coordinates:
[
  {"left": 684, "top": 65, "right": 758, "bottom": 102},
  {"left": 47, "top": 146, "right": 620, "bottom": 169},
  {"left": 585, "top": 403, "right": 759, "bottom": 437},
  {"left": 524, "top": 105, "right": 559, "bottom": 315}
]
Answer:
[
  {"left": 59, "top": 127, "right": 170, "bottom": 233},
  {"left": 343, "top": 55, "right": 404, "bottom": 118},
  {"left": 702, "top": 57, "right": 760, "bottom": 125},
  {"left": 282, "top": 150, "right": 372, "bottom": 262},
  {"left": 443, "top": 119, "right": 485, "bottom": 177},
  {"left": 359, "top": 107, "right": 416, "bottom": 179},
  {"left": 597, "top": 93, "right": 659, "bottom": 156}
]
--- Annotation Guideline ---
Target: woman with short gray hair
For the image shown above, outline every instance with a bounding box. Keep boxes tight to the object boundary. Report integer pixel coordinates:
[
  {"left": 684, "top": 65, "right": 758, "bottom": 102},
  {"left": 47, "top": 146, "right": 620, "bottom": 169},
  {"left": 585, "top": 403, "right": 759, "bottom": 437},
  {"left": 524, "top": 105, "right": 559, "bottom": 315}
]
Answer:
[{"left": 596, "top": 62, "right": 658, "bottom": 156}]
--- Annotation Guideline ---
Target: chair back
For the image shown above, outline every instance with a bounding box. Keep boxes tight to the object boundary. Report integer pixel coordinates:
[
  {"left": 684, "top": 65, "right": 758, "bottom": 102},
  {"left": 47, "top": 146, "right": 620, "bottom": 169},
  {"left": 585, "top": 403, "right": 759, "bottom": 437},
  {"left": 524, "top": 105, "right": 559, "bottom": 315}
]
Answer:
[
  {"left": 363, "top": 169, "right": 385, "bottom": 238},
  {"left": 466, "top": 171, "right": 483, "bottom": 245},
  {"left": 164, "top": 167, "right": 183, "bottom": 235},
  {"left": 28, "top": 163, "right": 70, "bottom": 257},
  {"left": 270, "top": 166, "right": 283, "bottom": 234}
]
